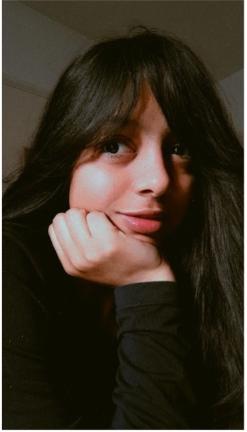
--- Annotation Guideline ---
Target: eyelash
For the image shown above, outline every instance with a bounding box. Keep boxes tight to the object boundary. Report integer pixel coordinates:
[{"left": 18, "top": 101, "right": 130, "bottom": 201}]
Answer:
[
  {"left": 167, "top": 142, "right": 191, "bottom": 159},
  {"left": 100, "top": 137, "right": 134, "bottom": 157},
  {"left": 98, "top": 136, "right": 191, "bottom": 161}
]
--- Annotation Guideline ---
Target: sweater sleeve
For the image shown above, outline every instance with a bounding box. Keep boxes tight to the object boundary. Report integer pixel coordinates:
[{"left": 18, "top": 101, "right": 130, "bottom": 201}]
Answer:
[{"left": 112, "top": 282, "right": 197, "bottom": 429}]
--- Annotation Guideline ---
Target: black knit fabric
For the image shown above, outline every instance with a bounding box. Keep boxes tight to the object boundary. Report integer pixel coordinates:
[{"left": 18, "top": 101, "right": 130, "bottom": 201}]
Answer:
[{"left": 3, "top": 221, "right": 200, "bottom": 429}]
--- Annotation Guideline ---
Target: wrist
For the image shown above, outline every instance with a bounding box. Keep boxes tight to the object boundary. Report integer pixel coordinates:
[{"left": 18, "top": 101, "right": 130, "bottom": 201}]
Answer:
[{"left": 126, "top": 264, "right": 176, "bottom": 285}]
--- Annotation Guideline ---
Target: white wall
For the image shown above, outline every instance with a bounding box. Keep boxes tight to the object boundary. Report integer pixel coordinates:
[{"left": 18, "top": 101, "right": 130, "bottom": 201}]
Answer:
[
  {"left": 3, "top": 82, "right": 47, "bottom": 178},
  {"left": 3, "top": 1, "right": 92, "bottom": 96},
  {"left": 3, "top": 1, "right": 93, "bottom": 184},
  {"left": 218, "top": 69, "right": 243, "bottom": 134}
]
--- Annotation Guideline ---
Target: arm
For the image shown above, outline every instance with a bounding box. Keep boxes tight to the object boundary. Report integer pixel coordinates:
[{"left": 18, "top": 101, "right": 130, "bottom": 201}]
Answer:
[
  {"left": 48, "top": 209, "right": 197, "bottom": 428},
  {"left": 112, "top": 282, "right": 197, "bottom": 429}
]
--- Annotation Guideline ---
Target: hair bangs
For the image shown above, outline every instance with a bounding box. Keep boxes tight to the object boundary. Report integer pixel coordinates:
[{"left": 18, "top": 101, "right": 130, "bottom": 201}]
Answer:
[{"left": 73, "top": 48, "right": 148, "bottom": 152}]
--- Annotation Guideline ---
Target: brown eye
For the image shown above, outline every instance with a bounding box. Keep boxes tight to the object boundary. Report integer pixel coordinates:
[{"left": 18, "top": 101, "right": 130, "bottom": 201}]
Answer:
[
  {"left": 100, "top": 137, "right": 134, "bottom": 158},
  {"left": 173, "top": 143, "right": 183, "bottom": 155},
  {"left": 171, "top": 143, "right": 191, "bottom": 158},
  {"left": 103, "top": 141, "right": 121, "bottom": 154}
]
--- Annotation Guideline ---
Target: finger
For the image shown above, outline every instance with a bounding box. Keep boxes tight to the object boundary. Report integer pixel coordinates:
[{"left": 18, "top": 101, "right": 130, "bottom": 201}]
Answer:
[
  {"left": 86, "top": 211, "right": 117, "bottom": 241},
  {"left": 48, "top": 224, "right": 78, "bottom": 276},
  {"left": 51, "top": 213, "right": 84, "bottom": 268},
  {"left": 65, "top": 208, "right": 91, "bottom": 247}
]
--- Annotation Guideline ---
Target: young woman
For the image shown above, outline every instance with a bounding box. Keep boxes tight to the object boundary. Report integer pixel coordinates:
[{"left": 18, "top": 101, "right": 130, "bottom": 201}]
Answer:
[{"left": 3, "top": 28, "right": 243, "bottom": 429}]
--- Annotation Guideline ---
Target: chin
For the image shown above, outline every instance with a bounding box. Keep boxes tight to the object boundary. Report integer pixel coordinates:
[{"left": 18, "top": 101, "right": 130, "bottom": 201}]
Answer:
[{"left": 130, "top": 232, "right": 160, "bottom": 246}]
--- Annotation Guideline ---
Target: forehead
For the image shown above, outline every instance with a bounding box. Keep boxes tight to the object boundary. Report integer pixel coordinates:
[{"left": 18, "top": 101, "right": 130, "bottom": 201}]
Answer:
[{"left": 119, "top": 86, "right": 170, "bottom": 135}]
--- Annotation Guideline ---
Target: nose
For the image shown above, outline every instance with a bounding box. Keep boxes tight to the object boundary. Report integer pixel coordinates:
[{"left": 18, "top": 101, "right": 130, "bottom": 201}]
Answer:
[{"left": 133, "top": 146, "right": 170, "bottom": 197}]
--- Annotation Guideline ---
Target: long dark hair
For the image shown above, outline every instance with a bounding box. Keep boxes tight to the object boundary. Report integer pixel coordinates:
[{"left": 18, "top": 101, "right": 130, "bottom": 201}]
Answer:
[{"left": 3, "top": 28, "right": 243, "bottom": 427}]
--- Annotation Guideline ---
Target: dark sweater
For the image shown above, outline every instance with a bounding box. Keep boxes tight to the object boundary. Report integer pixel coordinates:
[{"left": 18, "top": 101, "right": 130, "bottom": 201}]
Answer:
[{"left": 3, "top": 221, "right": 199, "bottom": 429}]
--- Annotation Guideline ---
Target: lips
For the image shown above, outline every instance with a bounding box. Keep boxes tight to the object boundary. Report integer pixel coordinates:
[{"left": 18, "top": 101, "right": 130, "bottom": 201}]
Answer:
[{"left": 116, "top": 211, "right": 165, "bottom": 234}]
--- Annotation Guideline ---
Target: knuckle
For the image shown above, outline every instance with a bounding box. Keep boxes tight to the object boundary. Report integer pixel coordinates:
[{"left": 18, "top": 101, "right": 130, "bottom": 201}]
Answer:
[
  {"left": 86, "top": 211, "right": 95, "bottom": 222},
  {"left": 65, "top": 266, "right": 79, "bottom": 277},
  {"left": 70, "top": 254, "right": 83, "bottom": 270},
  {"left": 66, "top": 208, "right": 80, "bottom": 219},
  {"left": 89, "top": 210, "right": 100, "bottom": 215},
  {"left": 66, "top": 208, "right": 76, "bottom": 218},
  {"left": 52, "top": 212, "right": 65, "bottom": 225},
  {"left": 87, "top": 210, "right": 102, "bottom": 221},
  {"left": 90, "top": 246, "right": 113, "bottom": 263},
  {"left": 85, "top": 248, "right": 98, "bottom": 264}
]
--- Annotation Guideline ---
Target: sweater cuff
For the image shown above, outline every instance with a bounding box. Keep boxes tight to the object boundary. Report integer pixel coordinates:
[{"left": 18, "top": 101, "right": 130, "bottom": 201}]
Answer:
[{"left": 114, "top": 281, "right": 177, "bottom": 310}]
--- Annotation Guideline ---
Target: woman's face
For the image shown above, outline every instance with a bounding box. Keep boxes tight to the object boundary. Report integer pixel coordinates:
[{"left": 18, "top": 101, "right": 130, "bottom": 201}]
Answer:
[{"left": 69, "top": 86, "right": 194, "bottom": 245}]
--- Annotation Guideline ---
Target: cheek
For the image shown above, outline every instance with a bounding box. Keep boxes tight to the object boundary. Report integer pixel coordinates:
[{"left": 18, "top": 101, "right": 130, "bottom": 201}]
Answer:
[
  {"left": 169, "top": 173, "right": 194, "bottom": 226},
  {"left": 177, "top": 174, "right": 194, "bottom": 205},
  {"left": 69, "top": 165, "right": 118, "bottom": 211}
]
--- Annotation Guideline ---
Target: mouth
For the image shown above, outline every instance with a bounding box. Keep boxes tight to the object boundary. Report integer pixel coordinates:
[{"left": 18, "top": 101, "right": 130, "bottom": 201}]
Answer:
[{"left": 116, "top": 210, "right": 165, "bottom": 234}]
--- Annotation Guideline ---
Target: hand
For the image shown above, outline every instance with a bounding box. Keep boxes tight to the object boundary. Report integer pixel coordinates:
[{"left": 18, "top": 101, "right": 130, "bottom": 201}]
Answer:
[{"left": 48, "top": 208, "right": 175, "bottom": 287}]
